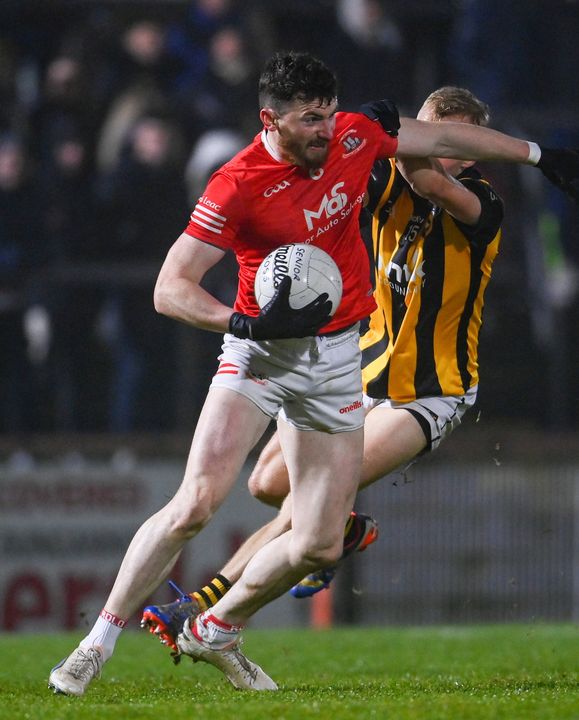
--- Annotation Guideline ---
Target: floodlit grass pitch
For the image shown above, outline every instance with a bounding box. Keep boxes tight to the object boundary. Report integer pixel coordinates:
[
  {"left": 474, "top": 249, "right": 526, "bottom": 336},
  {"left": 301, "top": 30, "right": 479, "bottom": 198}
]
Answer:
[{"left": 0, "top": 625, "right": 577, "bottom": 719}]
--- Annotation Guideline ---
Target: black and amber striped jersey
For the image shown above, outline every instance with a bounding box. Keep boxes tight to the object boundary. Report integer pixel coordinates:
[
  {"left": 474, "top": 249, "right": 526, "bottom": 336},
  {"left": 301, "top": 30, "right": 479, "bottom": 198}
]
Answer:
[{"left": 361, "top": 158, "right": 504, "bottom": 401}]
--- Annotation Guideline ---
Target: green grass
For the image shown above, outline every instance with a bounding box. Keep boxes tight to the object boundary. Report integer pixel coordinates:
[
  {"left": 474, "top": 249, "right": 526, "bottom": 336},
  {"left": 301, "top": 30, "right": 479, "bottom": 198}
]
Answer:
[{"left": 0, "top": 624, "right": 577, "bottom": 719}]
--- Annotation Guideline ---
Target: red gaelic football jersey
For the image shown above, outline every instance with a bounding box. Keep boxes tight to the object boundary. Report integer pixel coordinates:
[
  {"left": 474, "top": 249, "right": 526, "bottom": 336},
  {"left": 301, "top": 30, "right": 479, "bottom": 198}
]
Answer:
[{"left": 184, "top": 111, "right": 398, "bottom": 334}]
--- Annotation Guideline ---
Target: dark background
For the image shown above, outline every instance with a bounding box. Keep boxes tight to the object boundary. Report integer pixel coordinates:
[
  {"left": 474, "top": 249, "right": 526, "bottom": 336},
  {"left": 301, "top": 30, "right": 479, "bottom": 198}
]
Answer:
[{"left": 0, "top": 0, "right": 578, "bottom": 440}]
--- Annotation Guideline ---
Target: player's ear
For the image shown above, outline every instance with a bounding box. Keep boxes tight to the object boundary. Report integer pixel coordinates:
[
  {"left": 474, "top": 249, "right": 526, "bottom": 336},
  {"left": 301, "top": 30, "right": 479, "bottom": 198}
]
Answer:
[
  {"left": 260, "top": 108, "right": 278, "bottom": 131},
  {"left": 461, "top": 159, "right": 476, "bottom": 171}
]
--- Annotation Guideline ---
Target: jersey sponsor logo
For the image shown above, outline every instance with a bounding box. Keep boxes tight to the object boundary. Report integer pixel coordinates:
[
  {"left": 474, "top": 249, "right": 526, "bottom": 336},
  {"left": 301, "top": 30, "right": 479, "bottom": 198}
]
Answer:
[
  {"left": 385, "top": 258, "right": 425, "bottom": 296},
  {"left": 377, "top": 209, "right": 431, "bottom": 295},
  {"left": 340, "top": 130, "right": 367, "bottom": 157},
  {"left": 263, "top": 181, "right": 291, "bottom": 197},
  {"left": 199, "top": 196, "right": 222, "bottom": 212},
  {"left": 303, "top": 189, "right": 365, "bottom": 242},
  {"left": 380, "top": 245, "right": 425, "bottom": 297},
  {"left": 303, "top": 182, "right": 348, "bottom": 231},
  {"left": 309, "top": 168, "right": 324, "bottom": 180},
  {"left": 339, "top": 399, "right": 363, "bottom": 414},
  {"left": 191, "top": 198, "right": 226, "bottom": 234}
]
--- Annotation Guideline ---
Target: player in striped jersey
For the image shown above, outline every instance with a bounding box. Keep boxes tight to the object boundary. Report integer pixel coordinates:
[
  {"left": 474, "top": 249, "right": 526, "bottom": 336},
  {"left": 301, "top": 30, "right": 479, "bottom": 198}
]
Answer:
[{"left": 361, "top": 87, "right": 503, "bottom": 428}]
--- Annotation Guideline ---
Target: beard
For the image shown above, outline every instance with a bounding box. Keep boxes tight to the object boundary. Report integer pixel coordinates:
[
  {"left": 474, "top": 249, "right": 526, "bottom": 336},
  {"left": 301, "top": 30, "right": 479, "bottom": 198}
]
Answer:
[{"left": 283, "top": 136, "right": 330, "bottom": 170}]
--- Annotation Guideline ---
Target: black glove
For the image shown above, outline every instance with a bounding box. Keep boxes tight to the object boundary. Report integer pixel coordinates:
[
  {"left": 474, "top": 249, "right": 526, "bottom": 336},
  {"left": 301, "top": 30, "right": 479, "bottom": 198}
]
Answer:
[
  {"left": 537, "top": 147, "right": 579, "bottom": 203},
  {"left": 359, "top": 99, "right": 400, "bottom": 137},
  {"left": 229, "top": 275, "right": 332, "bottom": 341}
]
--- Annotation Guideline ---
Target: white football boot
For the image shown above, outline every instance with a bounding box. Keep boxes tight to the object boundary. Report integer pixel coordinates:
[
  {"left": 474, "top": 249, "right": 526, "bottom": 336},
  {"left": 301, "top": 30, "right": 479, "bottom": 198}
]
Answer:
[
  {"left": 48, "top": 645, "right": 104, "bottom": 696},
  {"left": 177, "top": 620, "right": 277, "bottom": 691}
]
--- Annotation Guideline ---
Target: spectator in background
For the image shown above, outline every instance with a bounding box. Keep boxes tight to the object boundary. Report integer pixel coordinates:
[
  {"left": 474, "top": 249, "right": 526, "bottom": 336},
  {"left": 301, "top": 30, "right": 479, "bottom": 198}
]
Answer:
[
  {"left": 330, "top": 0, "right": 410, "bottom": 109},
  {"left": 191, "top": 26, "right": 259, "bottom": 137},
  {"left": 96, "top": 114, "right": 189, "bottom": 431},
  {"left": 185, "top": 127, "right": 245, "bottom": 203},
  {"left": 0, "top": 136, "right": 44, "bottom": 431},
  {"left": 337, "top": 0, "right": 403, "bottom": 57},
  {"left": 166, "top": 0, "right": 246, "bottom": 96},
  {"left": 39, "top": 122, "right": 109, "bottom": 431},
  {"left": 42, "top": 124, "right": 98, "bottom": 263},
  {"left": 107, "top": 18, "right": 185, "bottom": 103},
  {"left": 30, "top": 53, "right": 101, "bottom": 167},
  {"left": 167, "top": 0, "right": 267, "bottom": 141},
  {"left": 96, "top": 19, "right": 187, "bottom": 174},
  {"left": 187, "top": 0, "right": 240, "bottom": 35}
]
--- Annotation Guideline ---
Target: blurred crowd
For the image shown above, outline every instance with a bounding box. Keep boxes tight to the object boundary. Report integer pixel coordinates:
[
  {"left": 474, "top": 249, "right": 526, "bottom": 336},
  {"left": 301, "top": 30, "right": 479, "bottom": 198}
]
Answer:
[{"left": 0, "top": 0, "right": 578, "bottom": 435}]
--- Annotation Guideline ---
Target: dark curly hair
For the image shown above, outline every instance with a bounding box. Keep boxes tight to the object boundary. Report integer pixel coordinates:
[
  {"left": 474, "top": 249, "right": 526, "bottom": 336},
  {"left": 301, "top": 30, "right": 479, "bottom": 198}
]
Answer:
[{"left": 258, "top": 51, "right": 338, "bottom": 113}]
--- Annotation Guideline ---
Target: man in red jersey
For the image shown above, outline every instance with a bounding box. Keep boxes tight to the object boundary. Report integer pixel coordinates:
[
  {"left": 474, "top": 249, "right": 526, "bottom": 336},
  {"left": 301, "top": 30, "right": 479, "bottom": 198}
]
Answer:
[{"left": 49, "top": 52, "right": 579, "bottom": 697}]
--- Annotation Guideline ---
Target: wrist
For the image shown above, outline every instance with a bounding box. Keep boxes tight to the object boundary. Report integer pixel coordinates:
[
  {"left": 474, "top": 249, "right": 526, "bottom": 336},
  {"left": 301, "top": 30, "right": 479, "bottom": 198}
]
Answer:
[
  {"left": 228, "top": 312, "right": 254, "bottom": 339},
  {"left": 526, "top": 141, "right": 542, "bottom": 166}
]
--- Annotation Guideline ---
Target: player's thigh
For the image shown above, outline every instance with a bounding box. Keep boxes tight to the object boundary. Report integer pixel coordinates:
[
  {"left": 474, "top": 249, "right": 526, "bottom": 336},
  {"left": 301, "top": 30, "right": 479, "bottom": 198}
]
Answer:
[
  {"left": 178, "top": 387, "right": 272, "bottom": 507},
  {"left": 278, "top": 420, "right": 363, "bottom": 544},
  {"left": 360, "top": 406, "right": 427, "bottom": 489}
]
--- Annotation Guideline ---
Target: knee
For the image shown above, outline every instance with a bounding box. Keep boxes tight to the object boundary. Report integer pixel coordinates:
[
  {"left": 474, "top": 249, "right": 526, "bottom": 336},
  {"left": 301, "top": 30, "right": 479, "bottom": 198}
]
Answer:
[
  {"left": 247, "top": 467, "right": 287, "bottom": 508},
  {"left": 288, "top": 535, "right": 342, "bottom": 571},
  {"left": 168, "top": 485, "right": 216, "bottom": 539},
  {"left": 247, "top": 435, "right": 290, "bottom": 508}
]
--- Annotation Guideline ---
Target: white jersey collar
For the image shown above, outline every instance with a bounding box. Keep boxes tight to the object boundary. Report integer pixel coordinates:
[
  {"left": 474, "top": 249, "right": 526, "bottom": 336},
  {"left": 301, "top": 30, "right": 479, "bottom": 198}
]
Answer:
[{"left": 261, "top": 129, "right": 284, "bottom": 162}]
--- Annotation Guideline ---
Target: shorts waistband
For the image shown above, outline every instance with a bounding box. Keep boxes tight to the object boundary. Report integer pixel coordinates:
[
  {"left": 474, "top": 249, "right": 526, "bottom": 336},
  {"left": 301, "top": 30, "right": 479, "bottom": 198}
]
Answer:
[{"left": 318, "top": 322, "right": 357, "bottom": 338}]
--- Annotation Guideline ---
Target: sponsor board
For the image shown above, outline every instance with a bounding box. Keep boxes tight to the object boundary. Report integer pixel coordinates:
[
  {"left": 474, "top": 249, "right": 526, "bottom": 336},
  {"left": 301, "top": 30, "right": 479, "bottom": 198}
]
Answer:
[{"left": 0, "top": 456, "right": 293, "bottom": 631}]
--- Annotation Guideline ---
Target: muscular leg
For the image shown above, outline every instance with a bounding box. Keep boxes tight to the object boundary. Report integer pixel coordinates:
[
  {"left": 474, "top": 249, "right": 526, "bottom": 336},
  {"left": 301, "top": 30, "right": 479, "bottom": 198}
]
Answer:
[
  {"left": 207, "top": 419, "right": 363, "bottom": 625},
  {"left": 141, "top": 406, "right": 426, "bottom": 660},
  {"left": 105, "top": 387, "right": 271, "bottom": 618},
  {"left": 248, "top": 405, "right": 426, "bottom": 502},
  {"left": 211, "top": 406, "right": 425, "bottom": 587},
  {"left": 149, "top": 405, "right": 425, "bottom": 627}
]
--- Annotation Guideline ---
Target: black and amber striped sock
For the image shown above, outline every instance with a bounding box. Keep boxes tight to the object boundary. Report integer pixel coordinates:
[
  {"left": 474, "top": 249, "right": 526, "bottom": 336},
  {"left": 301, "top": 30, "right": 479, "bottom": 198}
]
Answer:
[
  {"left": 190, "top": 574, "right": 232, "bottom": 611},
  {"left": 343, "top": 513, "right": 355, "bottom": 539},
  {"left": 342, "top": 512, "right": 360, "bottom": 557}
]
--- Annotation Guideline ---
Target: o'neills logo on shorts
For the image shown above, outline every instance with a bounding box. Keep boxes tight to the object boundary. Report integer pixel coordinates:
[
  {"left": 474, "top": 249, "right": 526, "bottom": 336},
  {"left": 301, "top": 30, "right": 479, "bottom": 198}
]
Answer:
[{"left": 339, "top": 400, "right": 363, "bottom": 414}]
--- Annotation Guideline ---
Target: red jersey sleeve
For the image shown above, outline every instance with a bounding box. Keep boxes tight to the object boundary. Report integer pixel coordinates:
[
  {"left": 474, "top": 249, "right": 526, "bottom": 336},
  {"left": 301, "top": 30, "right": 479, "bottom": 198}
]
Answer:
[
  {"left": 357, "top": 112, "right": 398, "bottom": 160},
  {"left": 184, "top": 171, "right": 242, "bottom": 250}
]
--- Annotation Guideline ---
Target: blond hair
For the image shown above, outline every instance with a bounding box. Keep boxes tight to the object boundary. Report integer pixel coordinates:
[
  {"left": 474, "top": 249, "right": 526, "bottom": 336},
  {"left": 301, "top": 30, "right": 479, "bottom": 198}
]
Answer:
[{"left": 421, "top": 87, "right": 490, "bottom": 127}]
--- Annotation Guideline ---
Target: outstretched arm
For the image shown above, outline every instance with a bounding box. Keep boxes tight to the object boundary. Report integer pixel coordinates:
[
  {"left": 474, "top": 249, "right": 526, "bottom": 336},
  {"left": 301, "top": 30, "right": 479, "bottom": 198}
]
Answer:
[
  {"left": 396, "top": 117, "right": 532, "bottom": 163},
  {"left": 360, "top": 100, "right": 579, "bottom": 203}
]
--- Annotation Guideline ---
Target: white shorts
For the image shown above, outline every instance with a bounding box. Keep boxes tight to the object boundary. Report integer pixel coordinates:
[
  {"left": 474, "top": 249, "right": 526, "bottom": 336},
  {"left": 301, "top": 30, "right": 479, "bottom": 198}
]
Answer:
[
  {"left": 363, "top": 385, "right": 478, "bottom": 452},
  {"left": 211, "top": 324, "right": 364, "bottom": 433}
]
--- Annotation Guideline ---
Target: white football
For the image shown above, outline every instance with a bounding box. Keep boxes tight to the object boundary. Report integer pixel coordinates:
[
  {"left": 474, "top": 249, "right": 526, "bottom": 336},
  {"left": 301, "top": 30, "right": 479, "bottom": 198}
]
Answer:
[{"left": 254, "top": 244, "right": 343, "bottom": 316}]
